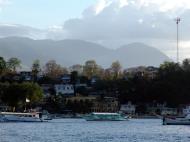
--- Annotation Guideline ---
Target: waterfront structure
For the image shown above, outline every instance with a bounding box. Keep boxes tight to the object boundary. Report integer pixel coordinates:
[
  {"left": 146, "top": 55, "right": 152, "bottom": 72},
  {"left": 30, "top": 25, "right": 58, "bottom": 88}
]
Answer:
[
  {"left": 120, "top": 102, "right": 136, "bottom": 114},
  {"left": 54, "top": 84, "right": 74, "bottom": 95},
  {"left": 147, "top": 103, "right": 177, "bottom": 115},
  {"left": 161, "top": 108, "right": 178, "bottom": 116}
]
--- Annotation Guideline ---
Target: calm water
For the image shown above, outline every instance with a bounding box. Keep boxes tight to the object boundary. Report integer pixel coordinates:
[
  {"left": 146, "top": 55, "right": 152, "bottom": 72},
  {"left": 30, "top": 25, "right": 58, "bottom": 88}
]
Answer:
[{"left": 0, "top": 119, "right": 190, "bottom": 142}]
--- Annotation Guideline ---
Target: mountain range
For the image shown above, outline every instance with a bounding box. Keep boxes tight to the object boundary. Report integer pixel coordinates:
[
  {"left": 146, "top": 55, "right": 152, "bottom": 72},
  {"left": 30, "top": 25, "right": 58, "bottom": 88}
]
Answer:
[{"left": 0, "top": 37, "right": 171, "bottom": 69}]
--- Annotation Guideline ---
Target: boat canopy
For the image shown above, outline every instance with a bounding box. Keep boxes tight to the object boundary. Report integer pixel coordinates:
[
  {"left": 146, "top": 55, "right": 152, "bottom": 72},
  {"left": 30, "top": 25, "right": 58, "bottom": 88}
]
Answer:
[
  {"left": 0, "top": 112, "right": 38, "bottom": 116},
  {"left": 92, "top": 112, "right": 120, "bottom": 115}
]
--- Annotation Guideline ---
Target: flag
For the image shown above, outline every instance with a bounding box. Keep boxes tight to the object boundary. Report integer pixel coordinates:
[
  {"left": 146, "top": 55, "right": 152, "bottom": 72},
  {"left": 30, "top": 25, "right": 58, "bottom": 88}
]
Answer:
[{"left": 26, "top": 98, "right": 30, "bottom": 103}]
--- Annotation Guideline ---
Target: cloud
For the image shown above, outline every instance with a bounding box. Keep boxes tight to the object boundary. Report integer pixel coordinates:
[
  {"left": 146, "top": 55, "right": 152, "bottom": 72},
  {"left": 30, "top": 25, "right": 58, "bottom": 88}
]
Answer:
[
  {"left": 0, "top": 23, "right": 46, "bottom": 39},
  {"left": 61, "top": 0, "right": 181, "bottom": 41}
]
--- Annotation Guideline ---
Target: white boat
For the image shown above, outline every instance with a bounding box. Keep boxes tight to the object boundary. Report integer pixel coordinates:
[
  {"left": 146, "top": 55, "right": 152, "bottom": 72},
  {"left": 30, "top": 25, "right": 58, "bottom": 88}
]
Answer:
[
  {"left": 41, "top": 110, "right": 52, "bottom": 120},
  {"left": 84, "top": 112, "right": 128, "bottom": 121},
  {"left": 0, "top": 112, "right": 43, "bottom": 122},
  {"left": 163, "top": 114, "right": 190, "bottom": 125}
]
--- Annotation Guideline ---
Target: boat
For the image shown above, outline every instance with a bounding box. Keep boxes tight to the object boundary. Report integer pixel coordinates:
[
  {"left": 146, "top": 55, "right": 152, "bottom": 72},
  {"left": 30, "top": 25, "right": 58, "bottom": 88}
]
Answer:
[
  {"left": 41, "top": 110, "right": 53, "bottom": 120},
  {"left": 84, "top": 112, "right": 128, "bottom": 121},
  {"left": 163, "top": 114, "right": 190, "bottom": 125},
  {"left": 0, "top": 112, "right": 44, "bottom": 122}
]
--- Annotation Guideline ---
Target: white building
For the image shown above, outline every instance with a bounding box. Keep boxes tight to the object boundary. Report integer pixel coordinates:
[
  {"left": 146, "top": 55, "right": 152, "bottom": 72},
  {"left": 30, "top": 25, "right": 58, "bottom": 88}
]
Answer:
[
  {"left": 183, "top": 105, "right": 190, "bottom": 115},
  {"left": 120, "top": 102, "right": 136, "bottom": 114},
  {"left": 161, "top": 108, "right": 177, "bottom": 115},
  {"left": 54, "top": 84, "right": 74, "bottom": 96}
]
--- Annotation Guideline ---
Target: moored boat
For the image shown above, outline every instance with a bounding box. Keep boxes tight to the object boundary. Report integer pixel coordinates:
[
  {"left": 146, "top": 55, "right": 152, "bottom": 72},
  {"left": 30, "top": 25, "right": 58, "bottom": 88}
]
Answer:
[
  {"left": 163, "top": 114, "right": 190, "bottom": 125},
  {"left": 84, "top": 112, "right": 128, "bottom": 121},
  {"left": 0, "top": 112, "right": 43, "bottom": 122}
]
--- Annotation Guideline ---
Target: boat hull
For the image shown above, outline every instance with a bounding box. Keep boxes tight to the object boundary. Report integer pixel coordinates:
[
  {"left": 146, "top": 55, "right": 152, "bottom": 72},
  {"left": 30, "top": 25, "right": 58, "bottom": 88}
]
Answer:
[
  {"left": 0, "top": 112, "right": 43, "bottom": 122},
  {"left": 84, "top": 113, "right": 127, "bottom": 121},
  {"left": 163, "top": 117, "right": 190, "bottom": 125}
]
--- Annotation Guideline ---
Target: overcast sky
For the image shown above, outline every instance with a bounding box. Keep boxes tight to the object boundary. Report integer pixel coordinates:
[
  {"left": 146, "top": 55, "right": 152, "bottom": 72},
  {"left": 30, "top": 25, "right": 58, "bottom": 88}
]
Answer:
[{"left": 0, "top": 0, "right": 190, "bottom": 62}]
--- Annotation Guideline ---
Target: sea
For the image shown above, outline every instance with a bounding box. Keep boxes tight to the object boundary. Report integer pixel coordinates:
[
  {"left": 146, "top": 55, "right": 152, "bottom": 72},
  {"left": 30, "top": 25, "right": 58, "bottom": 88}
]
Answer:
[{"left": 0, "top": 119, "right": 190, "bottom": 142}]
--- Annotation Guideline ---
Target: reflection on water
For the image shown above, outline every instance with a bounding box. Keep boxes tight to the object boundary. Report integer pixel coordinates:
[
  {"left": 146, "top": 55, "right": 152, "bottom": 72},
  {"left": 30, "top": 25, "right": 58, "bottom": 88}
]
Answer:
[{"left": 0, "top": 119, "right": 190, "bottom": 142}]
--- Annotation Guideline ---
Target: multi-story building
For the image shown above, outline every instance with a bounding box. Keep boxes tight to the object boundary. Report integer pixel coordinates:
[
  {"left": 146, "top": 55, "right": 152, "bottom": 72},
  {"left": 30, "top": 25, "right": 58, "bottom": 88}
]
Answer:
[{"left": 54, "top": 84, "right": 74, "bottom": 96}]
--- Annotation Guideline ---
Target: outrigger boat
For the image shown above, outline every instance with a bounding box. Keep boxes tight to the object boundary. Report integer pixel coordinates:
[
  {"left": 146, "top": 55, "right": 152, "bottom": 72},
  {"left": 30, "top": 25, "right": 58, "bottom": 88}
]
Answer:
[
  {"left": 0, "top": 112, "right": 44, "bottom": 122},
  {"left": 84, "top": 112, "right": 128, "bottom": 121}
]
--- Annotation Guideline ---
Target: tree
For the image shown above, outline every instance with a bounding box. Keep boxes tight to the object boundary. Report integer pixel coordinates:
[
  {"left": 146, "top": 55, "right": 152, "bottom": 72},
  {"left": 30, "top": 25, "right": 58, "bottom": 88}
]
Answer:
[
  {"left": 21, "top": 82, "right": 43, "bottom": 106},
  {"left": 43, "top": 60, "right": 68, "bottom": 79},
  {"left": 0, "top": 57, "right": 6, "bottom": 75},
  {"left": 31, "top": 59, "right": 41, "bottom": 82},
  {"left": 111, "top": 61, "right": 122, "bottom": 79},
  {"left": 182, "top": 59, "right": 190, "bottom": 71},
  {"left": 83, "top": 60, "right": 99, "bottom": 79},
  {"left": 69, "top": 64, "right": 83, "bottom": 75},
  {"left": 159, "top": 61, "right": 182, "bottom": 79},
  {"left": 7, "top": 57, "right": 21, "bottom": 72},
  {"left": 1, "top": 82, "right": 43, "bottom": 111},
  {"left": 2, "top": 83, "right": 25, "bottom": 111},
  {"left": 71, "top": 71, "right": 78, "bottom": 95}
]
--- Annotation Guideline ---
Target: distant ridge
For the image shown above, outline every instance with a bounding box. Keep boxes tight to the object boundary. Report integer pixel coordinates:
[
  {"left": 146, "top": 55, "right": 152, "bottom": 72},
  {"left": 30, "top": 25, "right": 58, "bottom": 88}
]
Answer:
[{"left": 0, "top": 37, "right": 171, "bottom": 69}]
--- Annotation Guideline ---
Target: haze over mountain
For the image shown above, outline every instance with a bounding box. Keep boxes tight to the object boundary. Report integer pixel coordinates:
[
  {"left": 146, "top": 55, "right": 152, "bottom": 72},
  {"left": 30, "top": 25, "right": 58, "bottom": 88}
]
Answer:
[{"left": 0, "top": 37, "right": 170, "bottom": 69}]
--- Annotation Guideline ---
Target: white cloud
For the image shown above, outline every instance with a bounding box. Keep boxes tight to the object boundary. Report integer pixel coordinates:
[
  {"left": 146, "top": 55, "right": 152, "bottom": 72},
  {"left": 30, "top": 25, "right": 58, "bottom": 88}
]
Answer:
[
  {"left": 0, "top": 23, "right": 46, "bottom": 39},
  {"left": 0, "top": 0, "right": 10, "bottom": 11},
  {"left": 93, "top": 0, "right": 112, "bottom": 15},
  {"left": 119, "top": 0, "right": 129, "bottom": 8},
  {"left": 138, "top": 18, "right": 143, "bottom": 24},
  {"left": 137, "top": 0, "right": 190, "bottom": 12}
]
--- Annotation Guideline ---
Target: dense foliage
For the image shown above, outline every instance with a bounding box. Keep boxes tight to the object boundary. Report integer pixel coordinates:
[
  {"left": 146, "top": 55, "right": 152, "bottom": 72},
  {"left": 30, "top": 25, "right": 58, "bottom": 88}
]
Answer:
[{"left": 0, "top": 82, "right": 43, "bottom": 111}]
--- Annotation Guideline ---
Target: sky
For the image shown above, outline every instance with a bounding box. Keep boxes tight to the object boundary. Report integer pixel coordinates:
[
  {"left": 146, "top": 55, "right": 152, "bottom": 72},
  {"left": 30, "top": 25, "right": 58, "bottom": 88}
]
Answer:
[
  {"left": 0, "top": 0, "right": 190, "bottom": 62},
  {"left": 0, "top": 0, "right": 96, "bottom": 28}
]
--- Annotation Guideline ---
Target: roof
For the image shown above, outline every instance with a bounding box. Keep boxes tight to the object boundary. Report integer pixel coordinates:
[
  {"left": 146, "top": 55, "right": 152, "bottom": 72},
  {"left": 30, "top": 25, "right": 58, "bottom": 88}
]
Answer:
[
  {"left": 92, "top": 112, "right": 119, "bottom": 115},
  {"left": 0, "top": 112, "right": 39, "bottom": 115}
]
